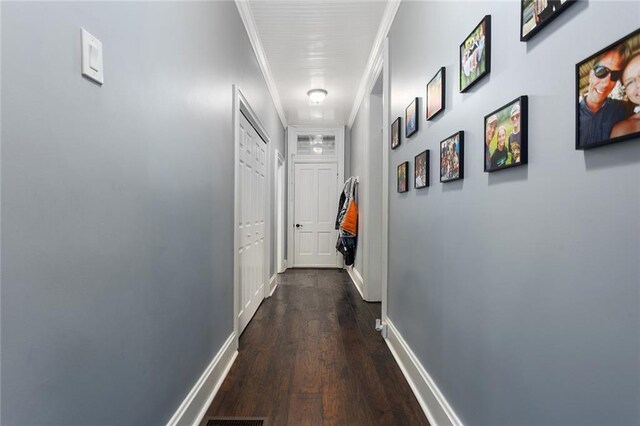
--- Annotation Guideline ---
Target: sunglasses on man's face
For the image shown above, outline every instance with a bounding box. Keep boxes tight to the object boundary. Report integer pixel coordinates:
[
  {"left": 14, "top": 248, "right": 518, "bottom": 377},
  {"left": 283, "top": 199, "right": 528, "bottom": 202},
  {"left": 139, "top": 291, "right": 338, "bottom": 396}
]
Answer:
[{"left": 593, "top": 65, "right": 622, "bottom": 82}]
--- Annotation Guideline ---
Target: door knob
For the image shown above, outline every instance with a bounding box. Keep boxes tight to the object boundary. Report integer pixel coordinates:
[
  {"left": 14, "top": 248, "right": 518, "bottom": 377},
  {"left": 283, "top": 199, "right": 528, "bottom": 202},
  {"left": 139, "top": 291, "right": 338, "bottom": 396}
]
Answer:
[{"left": 295, "top": 224, "right": 302, "bottom": 228}]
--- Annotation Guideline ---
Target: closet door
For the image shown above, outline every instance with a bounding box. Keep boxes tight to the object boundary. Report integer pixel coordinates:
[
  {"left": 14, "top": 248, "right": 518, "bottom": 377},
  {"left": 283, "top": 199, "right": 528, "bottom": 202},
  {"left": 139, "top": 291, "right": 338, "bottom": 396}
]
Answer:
[{"left": 238, "top": 112, "right": 267, "bottom": 334}]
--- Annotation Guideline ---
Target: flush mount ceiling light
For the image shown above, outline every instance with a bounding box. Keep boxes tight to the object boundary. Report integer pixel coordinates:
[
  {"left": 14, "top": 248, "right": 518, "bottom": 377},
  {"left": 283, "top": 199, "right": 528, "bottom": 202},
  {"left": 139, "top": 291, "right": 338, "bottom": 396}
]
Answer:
[{"left": 307, "top": 89, "right": 328, "bottom": 104}]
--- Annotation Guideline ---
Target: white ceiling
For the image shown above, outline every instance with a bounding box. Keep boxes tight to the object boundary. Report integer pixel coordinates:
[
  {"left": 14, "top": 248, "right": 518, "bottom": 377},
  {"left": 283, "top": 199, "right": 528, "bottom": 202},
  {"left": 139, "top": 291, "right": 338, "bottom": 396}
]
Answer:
[{"left": 245, "top": 1, "right": 391, "bottom": 127}]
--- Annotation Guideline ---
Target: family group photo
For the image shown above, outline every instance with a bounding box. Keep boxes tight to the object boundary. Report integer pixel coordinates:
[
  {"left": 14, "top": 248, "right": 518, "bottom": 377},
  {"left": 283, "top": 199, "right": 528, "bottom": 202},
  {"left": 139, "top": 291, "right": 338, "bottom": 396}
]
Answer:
[
  {"left": 484, "top": 96, "right": 528, "bottom": 172},
  {"left": 460, "top": 16, "right": 490, "bottom": 92},
  {"left": 520, "top": 0, "right": 575, "bottom": 41},
  {"left": 440, "top": 132, "right": 463, "bottom": 182}
]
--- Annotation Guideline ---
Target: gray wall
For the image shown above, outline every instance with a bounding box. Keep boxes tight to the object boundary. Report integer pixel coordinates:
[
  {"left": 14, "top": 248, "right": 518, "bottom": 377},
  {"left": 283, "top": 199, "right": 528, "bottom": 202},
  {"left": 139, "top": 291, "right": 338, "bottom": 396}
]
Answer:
[
  {"left": 387, "top": 1, "right": 639, "bottom": 425},
  {"left": 1, "top": 2, "right": 284, "bottom": 425}
]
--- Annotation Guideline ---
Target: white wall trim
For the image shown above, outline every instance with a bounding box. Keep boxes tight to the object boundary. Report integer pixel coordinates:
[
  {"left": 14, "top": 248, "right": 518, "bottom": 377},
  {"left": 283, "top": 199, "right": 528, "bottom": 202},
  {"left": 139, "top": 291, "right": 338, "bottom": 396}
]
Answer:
[
  {"left": 166, "top": 333, "right": 238, "bottom": 426},
  {"left": 347, "top": 0, "right": 401, "bottom": 128},
  {"left": 233, "top": 85, "right": 271, "bottom": 347},
  {"left": 269, "top": 273, "right": 278, "bottom": 297},
  {"left": 287, "top": 126, "right": 345, "bottom": 269},
  {"left": 346, "top": 266, "right": 365, "bottom": 300},
  {"left": 360, "top": 56, "right": 384, "bottom": 303},
  {"left": 380, "top": 37, "right": 390, "bottom": 323},
  {"left": 275, "top": 149, "right": 286, "bottom": 274},
  {"left": 235, "top": 0, "right": 288, "bottom": 128},
  {"left": 359, "top": 93, "right": 371, "bottom": 301},
  {"left": 0, "top": 8, "right": 3, "bottom": 395},
  {"left": 384, "top": 319, "right": 463, "bottom": 426},
  {"left": 263, "top": 118, "right": 273, "bottom": 303}
]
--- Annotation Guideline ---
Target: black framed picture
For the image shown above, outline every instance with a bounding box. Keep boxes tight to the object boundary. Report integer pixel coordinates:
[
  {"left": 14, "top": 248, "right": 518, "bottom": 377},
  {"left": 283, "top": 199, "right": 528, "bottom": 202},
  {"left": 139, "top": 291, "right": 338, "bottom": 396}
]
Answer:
[
  {"left": 460, "top": 15, "right": 491, "bottom": 93},
  {"left": 414, "top": 150, "right": 429, "bottom": 189},
  {"left": 576, "top": 28, "right": 640, "bottom": 150},
  {"left": 520, "top": 0, "right": 576, "bottom": 42},
  {"left": 405, "top": 98, "right": 418, "bottom": 138},
  {"left": 427, "top": 67, "right": 446, "bottom": 120},
  {"left": 391, "top": 117, "right": 401, "bottom": 150},
  {"left": 484, "top": 96, "right": 528, "bottom": 172},
  {"left": 397, "top": 161, "right": 409, "bottom": 193},
  {"left": 440, "top": 131, "right": 464, "bottom": 182}
]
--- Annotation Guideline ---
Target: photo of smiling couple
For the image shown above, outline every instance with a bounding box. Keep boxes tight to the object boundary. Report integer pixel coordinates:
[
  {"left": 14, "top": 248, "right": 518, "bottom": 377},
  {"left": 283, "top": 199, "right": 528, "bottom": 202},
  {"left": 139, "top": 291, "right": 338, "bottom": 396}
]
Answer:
[{"left": 578, "top": 29, "right": 640, "bottom": 149}]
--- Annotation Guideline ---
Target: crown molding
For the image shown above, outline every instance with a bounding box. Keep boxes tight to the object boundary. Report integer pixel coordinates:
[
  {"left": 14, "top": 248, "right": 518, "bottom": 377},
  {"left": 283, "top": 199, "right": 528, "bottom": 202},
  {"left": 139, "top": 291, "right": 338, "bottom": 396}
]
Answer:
[
  {"left": 347, "top": 0, "right": 401, "bottom": 128},
  {"left": 235, "top": 0, "right": 288, "bottom": 128}
]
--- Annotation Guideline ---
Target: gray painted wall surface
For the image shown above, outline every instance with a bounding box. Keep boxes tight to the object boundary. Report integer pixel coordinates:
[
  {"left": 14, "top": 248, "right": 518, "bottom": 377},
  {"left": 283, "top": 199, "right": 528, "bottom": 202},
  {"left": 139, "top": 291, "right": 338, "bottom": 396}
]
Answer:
[
  {"left": 388, "top": 2, "right": 639, "bottom": 425},
  {"left": 1, "top": 2, "right": 284, "bottom": 425}
]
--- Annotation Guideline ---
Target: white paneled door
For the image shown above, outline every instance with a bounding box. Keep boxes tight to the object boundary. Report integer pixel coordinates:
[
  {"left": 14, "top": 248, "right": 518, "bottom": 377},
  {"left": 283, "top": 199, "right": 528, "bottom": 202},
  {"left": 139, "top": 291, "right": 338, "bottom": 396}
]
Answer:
[
  {"left": 294, "top": 162, "right": 339, "bottom": 267},
  {"left": 238, "top": 112, "right": 267, "bottom": 334}
]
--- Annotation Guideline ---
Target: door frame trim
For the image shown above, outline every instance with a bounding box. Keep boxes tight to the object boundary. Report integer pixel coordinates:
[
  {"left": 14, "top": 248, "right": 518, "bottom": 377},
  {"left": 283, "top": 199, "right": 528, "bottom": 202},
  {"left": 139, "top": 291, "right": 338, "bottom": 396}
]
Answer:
[
  {"left": 350, "top": 40, "right": 390, "bottom": 309},
  {"left": 233, "top": 85, "right": 271, "bottom": 348},
  {"left": 380, "top": 38, "right": 390, "bottom": 323},
  {"left": 357, "top": 51, "right": 384, "bottom": 302},
  {"left": 291, "top": 161, "right": 341, "bottom": 269},
  {"left": 274, "top": 149, "right": 286, "bottom": 274},
  {"left": 287, "top": 126, "right": 345, "bottom": 269}
]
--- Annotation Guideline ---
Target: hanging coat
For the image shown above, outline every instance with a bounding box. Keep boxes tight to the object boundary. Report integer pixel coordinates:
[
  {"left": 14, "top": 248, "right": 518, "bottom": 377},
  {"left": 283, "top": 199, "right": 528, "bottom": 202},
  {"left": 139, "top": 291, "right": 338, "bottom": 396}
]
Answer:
[{"left": 335, "top": 177, "right": 358, "bottom": 265}]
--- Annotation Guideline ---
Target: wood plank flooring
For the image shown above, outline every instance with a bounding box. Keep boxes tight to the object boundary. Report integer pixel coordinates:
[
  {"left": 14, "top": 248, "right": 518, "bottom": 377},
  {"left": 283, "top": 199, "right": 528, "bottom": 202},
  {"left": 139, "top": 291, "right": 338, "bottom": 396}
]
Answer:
[{"left": 203, "top": 269, "right": 429, "bottom": 426}]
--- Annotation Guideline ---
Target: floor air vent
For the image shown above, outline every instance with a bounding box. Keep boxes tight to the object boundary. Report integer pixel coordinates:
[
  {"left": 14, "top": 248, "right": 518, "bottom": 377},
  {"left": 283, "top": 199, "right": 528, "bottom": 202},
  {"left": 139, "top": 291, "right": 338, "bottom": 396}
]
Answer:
[{"left": 203, "top": 417, "right": 267, "bottom": 426}]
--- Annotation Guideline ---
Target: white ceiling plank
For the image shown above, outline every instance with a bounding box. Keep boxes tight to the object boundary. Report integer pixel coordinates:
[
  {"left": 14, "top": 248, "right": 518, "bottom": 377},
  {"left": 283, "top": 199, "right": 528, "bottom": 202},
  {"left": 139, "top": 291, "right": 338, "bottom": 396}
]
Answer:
[{"left": 246, "top": 0, "right": 390, "bottom": 126}]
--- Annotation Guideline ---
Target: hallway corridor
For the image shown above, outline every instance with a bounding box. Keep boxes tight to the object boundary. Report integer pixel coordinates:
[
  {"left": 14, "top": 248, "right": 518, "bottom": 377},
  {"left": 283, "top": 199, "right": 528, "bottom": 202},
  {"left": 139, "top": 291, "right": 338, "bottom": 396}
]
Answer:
[{"left": 203, "top": 269, "right": 429, "bottom": 426}]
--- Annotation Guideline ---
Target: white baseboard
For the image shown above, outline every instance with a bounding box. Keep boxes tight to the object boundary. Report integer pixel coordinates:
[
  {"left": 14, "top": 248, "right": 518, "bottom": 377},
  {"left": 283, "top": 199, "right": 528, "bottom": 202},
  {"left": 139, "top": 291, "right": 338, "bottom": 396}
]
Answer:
[
  {"left": 384, "top": 318, "right": 462, "bottom": 426},
  {"left": 278, "top": 259, "right": 286, "bottom": 273},
  {"left": 269, "top": 273, "right": 278, "bottom": 297},
  {"left": 346, "top": 266, "right": 365, "bottom": 300},
  {"left": 167, "top": 333, "right": 238, "bottom": 426},
  {"left": 277, "top": 259, "right": 286, "bottom": 273}
]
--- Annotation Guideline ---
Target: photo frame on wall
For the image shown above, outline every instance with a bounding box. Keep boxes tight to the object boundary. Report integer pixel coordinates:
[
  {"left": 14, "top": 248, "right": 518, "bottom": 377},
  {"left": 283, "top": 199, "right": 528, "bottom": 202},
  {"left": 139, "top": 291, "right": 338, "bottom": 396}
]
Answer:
[
  {"left": 576, "top": 28, "right": 640, "bottom": 150},
  {"left": 414, "top": 150, "right": 429, "bottom": 189},
  {"left": 484, "top": 96, "right": 528, "bottom": 172},
  {"left": 391, "top": 117, "right": 401, "bottom": 150},
  {"left": 397, "top": 161, "right": 409, "bottom": 193},
  {"left": 440, "top": 131, "right": 464, "bottom": 182},
  {"left": 460, "top": 15, "right": 491, "bottom": 93},
  {"left": 520, "top": 0, "right": 576, "bottom": 42},
  {"left": 405, "top": 98, "right": 419, "bottom": 138},
  {"left": 427, "top": 67, "right": 446, "bottom": 120}
]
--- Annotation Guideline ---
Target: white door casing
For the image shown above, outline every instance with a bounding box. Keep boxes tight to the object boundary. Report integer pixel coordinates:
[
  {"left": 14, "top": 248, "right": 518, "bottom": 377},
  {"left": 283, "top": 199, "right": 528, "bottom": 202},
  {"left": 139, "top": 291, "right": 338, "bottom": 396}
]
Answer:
[
  {"left": 287, "top": 126, "right": 345, "bottom": 269},
  {"left": 380, "top": 38, "right": 390, "bottom": 323},
  {"left": 233, "top": 85, "right": 271, "bottom": 347},
  {"left": 237, "top": 111, "right": 267, "bottom": 334},
  {"left": 293, "top": 162, "right": 338, "bottom": 267},
  {"left": 275, "top": 150, "right": 286, "bottom": 273},
  {"left": 357, "top": 51, "right": 385, "bottom": 303}
]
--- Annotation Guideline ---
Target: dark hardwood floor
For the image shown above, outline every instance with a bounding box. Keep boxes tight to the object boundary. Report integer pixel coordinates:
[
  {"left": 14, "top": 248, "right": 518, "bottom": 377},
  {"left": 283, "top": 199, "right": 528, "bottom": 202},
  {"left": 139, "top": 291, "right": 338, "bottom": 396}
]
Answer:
[{"left": 203, "top": 268, "right": 429, "bottom": 426}]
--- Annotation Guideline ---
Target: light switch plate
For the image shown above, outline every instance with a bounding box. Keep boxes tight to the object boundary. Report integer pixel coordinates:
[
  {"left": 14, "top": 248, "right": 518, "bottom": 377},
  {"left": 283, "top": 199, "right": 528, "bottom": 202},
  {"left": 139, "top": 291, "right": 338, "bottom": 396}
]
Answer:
[{"left": 81, "top": 28, "right": 103, "bottom": 84}]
